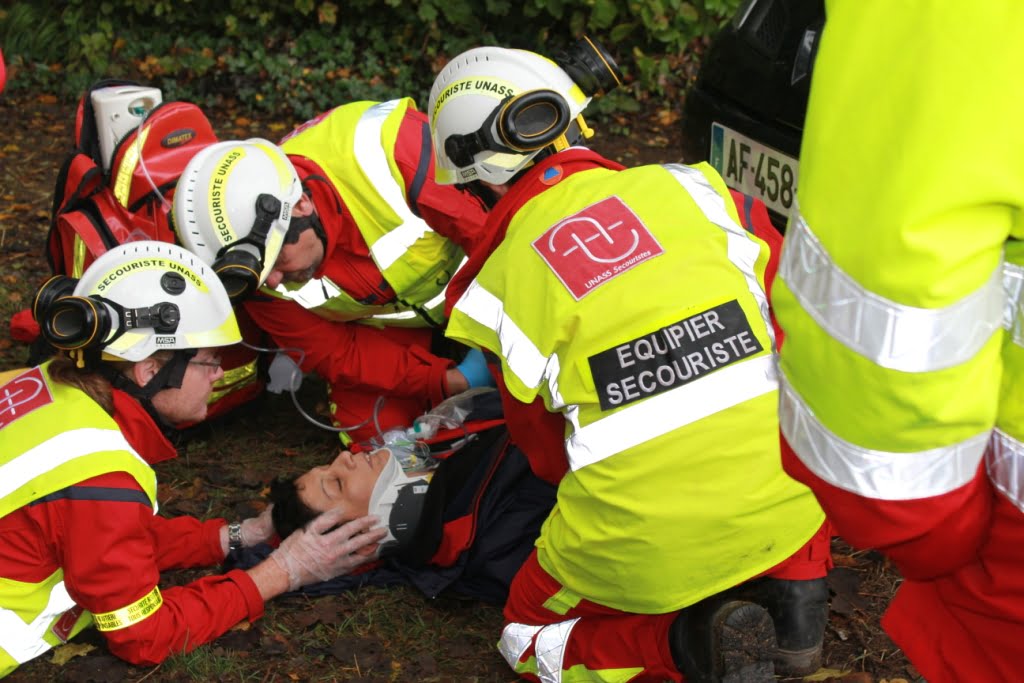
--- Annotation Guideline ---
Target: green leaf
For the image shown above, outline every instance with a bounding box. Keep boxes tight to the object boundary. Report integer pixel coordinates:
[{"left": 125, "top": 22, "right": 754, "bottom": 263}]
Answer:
[
  {"left": 591, "top": 0, "right": 618, "bottom": 29},
  {"left": 679, "top": 2, "right": 699, "bottom": 22},
  {"left": 418, "top": 3, "right": 439, "bottom": 23},
  {"left": 610, "top": 21, "right": 636, "bottom": 42}
]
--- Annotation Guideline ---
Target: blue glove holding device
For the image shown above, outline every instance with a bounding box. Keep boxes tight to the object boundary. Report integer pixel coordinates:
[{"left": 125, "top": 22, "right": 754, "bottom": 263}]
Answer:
[{"left": 455, "top": 348, "right": 496, "bottom": 388}]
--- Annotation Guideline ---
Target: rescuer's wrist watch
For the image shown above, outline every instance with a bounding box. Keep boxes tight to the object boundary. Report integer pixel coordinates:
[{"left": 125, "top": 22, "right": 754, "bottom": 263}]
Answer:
[{"left": 227, "top": 522, "right": 244, "bottom": 552}]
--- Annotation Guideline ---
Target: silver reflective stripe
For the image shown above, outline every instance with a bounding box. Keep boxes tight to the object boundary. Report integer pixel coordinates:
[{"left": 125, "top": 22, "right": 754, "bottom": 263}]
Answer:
[
  {"left": 664, "top": 164, "right": 776, "bottom": 347},
  {"left": 354, "top": 100, "right": 434, "bottom": 271},
  {"left": 454, "top": 170, "right": 781, "bottom": 468},
  {"left": 0, "top": 581, "right": 76, "bottom": 663},
  {"left": 779, "top": 373, "right": 988, "bottom": 500},
  {"left": 780, "top": 205, "right": 1005, "bottom": 372},
  {"left": 272, "top": 262, "right": 453, "bottom": 321},
  {"left": 272, "top": 275, "right": 344, "bottom": 309},
  {"left": 566, "top": 354, "right": 777, "bottom": 472},
  {"left": 1003, "top": 261, "right": 1024, "bottom": 348},
  {"left": 535, "top": 618, "right": 579, "bottom": 683},
  {"left": 370, "top": 310, "right": 420, "bottom": 321},
  {"left": 0, "top": 428, "right": 153, "bottom": 510},
  {"left": 498, "top": 622, "right": 542, "bottom": 669},
  {"left": 452, "top": 280, "right": 557, "bottom": 400},
  {"left": 989, "top": 428, "right": 1024, "bottom": 513}
]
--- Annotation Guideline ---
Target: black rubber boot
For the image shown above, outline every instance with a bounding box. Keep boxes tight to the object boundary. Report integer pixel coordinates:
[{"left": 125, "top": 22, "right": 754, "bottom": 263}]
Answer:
[
  {"left": 737, "top": 576, "right": 829, "bottom": 676},
  {"left": 669, "top": 598, "right": 777, "bottom": 683}
]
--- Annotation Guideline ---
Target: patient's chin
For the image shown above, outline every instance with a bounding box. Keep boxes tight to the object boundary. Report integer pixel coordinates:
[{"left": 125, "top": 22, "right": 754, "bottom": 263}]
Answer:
[{"left": 356, "top": 542, "right": 380, "bottom": 558}]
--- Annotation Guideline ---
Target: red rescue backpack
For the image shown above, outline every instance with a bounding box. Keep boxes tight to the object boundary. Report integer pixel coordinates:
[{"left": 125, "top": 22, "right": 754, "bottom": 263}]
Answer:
[{"left": 16, "top": 80, "right": 268, "bottom": 422}]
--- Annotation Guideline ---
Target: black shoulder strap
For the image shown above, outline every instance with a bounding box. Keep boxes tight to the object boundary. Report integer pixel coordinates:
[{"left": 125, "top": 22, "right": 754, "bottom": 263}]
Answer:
[{"left": 406, "top": 120, "right": 432, "bottom": 218}]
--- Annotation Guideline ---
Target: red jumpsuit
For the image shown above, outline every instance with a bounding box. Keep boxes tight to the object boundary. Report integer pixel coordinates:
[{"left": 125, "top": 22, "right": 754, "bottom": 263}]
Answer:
[
  {"left": 244, "top": 108, "right": 489, "bottom": 442},
  {"left": 444, "top": 149, "right": 832, "bottom": 681},
  {"left": 0, "top": 389, "right": 263, "bottom": 666}
]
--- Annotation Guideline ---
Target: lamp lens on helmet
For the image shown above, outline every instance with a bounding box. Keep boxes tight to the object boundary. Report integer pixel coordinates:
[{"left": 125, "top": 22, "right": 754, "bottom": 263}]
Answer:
[
  {"left": 444, "top": 90, "right": 572, "bottom": 170},
  {"left": 553, "top": 36, "right": 623, "bottom": 96},
  {"left": 46, "top": 298, "right": 104, "bottom": 349}
]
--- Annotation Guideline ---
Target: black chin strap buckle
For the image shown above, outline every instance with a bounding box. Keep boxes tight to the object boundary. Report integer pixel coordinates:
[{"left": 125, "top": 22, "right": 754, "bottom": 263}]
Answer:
[
  {"left": 250, "top": 193, "right": 282, "bottom": 245},
  {"left": 124, "top": 303, "right": 180, "bottom": 334}
]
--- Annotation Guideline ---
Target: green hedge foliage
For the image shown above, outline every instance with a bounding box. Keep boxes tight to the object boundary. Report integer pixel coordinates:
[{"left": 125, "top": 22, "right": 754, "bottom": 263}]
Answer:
[{"left": 0, "top": 0, "right": 740, "bottom": 120}]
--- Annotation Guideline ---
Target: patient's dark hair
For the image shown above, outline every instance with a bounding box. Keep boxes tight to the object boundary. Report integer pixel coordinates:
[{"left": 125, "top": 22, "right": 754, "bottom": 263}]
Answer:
[{"left": 269, "top": 476, "right": 318, "bottom": 539}]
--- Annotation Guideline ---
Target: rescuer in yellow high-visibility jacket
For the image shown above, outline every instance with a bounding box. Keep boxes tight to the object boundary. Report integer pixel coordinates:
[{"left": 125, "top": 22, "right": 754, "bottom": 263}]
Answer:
[
  {"left": 174, "top": 100, "right": 493, "bottom": 445},
  {"left": 426, "top": 39, "right": 833, "bottom": 683},
  {"left": 0, "top": 242, "right": 385, "bottom": 678},
  {"left": 772, "top": 3, "right": 1024, "bottom": 682}
]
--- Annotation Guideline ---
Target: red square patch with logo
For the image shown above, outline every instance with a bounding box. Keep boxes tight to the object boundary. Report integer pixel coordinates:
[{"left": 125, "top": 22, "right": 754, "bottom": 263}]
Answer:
[
  {"left": 532, "top": 196, "right": 664, "bottom": 300},
  {"left": 0, "top": 367, "right": 54, "bottom": 429},
  {"left": 51, "top": 605, "right": 85, "bottom": 642}
]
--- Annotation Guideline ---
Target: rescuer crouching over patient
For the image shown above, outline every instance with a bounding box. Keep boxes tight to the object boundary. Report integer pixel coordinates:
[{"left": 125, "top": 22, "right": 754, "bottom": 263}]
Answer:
[{"left": 0, "top": 241, "right": 386, "bottom": 677}]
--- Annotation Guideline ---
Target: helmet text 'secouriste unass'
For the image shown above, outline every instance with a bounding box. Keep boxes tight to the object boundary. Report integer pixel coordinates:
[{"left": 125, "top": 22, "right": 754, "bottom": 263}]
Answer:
[
  {"left": 428, "top": 37, "right": 622, "bottom": 186},
  {"left": 173, "top": 139, "right": 303, "bottom": 302},
  {"left": 33, "top": 241, "right": 240, "bottom": 362}
]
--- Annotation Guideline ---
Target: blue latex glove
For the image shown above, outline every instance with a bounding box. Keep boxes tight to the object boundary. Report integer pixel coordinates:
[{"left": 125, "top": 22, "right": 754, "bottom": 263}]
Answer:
[{"left": 455, "top": 348, "right": 496, "bottom": 389}]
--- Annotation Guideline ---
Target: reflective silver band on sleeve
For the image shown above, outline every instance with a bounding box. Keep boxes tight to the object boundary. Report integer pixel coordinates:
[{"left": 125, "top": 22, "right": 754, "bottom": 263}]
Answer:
[
  {"left": 989, "top": 428, "right": 1024, "bottom": 513},
  {"left": 779, "top": 206, "right": 1005, "bottom": 372},
  {"left": 0, "top": 428, "right": 153, "bottom": 508},
  {"left": 779, "top": 373, "right": 989, "bottom": 500},
  {"left": 273, "top": 275, "right": 343, "bottom": 308},
  {"left": 354, "top": 100, "right": 434, "bottom": 271},
  {"left": 452, "top": 280, "right": 555, "bottom": 397},
  {"left": 1003, "top": 261, "right": 1024, "bottom": 348}
]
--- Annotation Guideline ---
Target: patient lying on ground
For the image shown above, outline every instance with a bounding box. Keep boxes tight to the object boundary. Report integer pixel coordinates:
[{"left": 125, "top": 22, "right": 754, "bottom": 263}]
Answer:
[{"left": 271, "top": 448, "right": 436, "bottom": 559}]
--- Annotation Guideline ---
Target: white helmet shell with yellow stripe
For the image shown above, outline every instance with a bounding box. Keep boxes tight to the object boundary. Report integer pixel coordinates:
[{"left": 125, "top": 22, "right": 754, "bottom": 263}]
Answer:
[
  {"left": 72, "top": 241, "right": 241, "bottom": 361},
  {"left": 173, "top": 138, "right": 302, "bottom": 288},
  {"left": 428, "top": 47, "right": 592, "bottom": 186}
]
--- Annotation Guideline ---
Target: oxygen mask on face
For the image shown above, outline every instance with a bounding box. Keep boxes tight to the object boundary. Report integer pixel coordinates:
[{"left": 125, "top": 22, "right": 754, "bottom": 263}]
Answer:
[{"left": 366, "top": 430, "right": 434, "bottom": 472}]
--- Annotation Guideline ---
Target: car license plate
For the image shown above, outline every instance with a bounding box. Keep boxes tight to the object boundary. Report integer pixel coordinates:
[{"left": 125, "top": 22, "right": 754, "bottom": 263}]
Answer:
[{"left": 709, "top": 122, "right": 799, "bottom": 219}]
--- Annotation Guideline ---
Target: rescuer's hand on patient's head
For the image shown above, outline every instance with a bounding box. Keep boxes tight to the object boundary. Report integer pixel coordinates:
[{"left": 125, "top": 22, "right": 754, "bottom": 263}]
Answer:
[
  {"left": 269, "top": 509, "right": 387, "bottom": 591},
  {"left": 241, "top": 505, "right": 277, "bottom": 546}
]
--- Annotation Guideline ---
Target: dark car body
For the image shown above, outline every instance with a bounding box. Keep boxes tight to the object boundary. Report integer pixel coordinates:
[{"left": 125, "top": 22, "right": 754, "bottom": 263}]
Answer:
[{"left": 682, "top": 0, "right": 825, "bottom": 229}]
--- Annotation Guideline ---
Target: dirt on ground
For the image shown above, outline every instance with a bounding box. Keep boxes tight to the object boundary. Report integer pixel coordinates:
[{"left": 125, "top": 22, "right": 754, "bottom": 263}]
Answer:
[{"left": 0, "top": 91, "right": 919, "bottom": 683}]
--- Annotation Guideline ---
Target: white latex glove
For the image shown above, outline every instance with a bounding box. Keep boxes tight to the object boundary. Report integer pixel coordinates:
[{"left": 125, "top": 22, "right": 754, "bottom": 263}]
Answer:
[
  {"left": 269, "top": 509, "right": 386, "bottom": 591},
  {"left": 240, "top": 504, "right": 276, "bottom": 547}
]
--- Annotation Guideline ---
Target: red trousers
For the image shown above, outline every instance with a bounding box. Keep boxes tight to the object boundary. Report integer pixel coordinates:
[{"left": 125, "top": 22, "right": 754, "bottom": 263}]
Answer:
[
  {"left": 882, "top": 493, "right": 1024, "bottom": 683},
  {"left": 501, "top": 521, "right": 833, "bottom": 682}
]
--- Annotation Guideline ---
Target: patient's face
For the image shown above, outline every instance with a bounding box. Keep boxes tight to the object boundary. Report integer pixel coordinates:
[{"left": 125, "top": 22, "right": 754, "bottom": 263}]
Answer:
[{"left": 295, "top": 449, "right": 390, "bottom": 519}]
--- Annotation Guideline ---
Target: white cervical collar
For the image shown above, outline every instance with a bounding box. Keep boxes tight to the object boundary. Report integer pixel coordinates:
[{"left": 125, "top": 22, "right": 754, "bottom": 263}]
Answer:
[{"left": 367, "top": 449, "right": 431, "bottom": 555}]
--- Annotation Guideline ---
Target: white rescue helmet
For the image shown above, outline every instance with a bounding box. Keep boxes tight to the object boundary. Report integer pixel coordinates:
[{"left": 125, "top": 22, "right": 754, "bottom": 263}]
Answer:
[
  {"left": 428, "top": 37, "right": 622, "bottom": 186},
  {"left": 33, "top": 241, "right": 241, "bottom": 362},
  {"left": 173, "top": 139, "right": 302, "bottom": 301}
]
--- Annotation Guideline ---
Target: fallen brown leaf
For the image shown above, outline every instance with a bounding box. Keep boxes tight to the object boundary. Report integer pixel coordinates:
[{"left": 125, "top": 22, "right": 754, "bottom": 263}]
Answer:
[
  {"left": 838, "top": 673, "right": 873, "bottom": 683},
  {"left": 50, "top": 642, "right": 94, "bottom": 666}
]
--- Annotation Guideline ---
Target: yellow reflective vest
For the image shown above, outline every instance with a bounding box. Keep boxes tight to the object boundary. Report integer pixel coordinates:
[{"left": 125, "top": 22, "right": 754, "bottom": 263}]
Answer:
[
  {"left": 447, "top": 162, "right": 824, "bottom": 612},
  {"left": 268, "top": 99, "right": 464, "bottom": 327},
  {"left": 0, "top": 364, "right": 157, "bottom": 677},
  {"left": 773, "top": 6, "right": 1024, "bottom": 677},
  {"left": 773, "top": 1, "right": 1024, "bottom": 521}
]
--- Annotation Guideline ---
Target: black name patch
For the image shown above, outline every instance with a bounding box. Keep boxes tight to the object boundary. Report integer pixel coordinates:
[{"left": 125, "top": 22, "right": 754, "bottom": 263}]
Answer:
[{"left": 588, "top": 299, "right": 763, "bottom": 410}]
